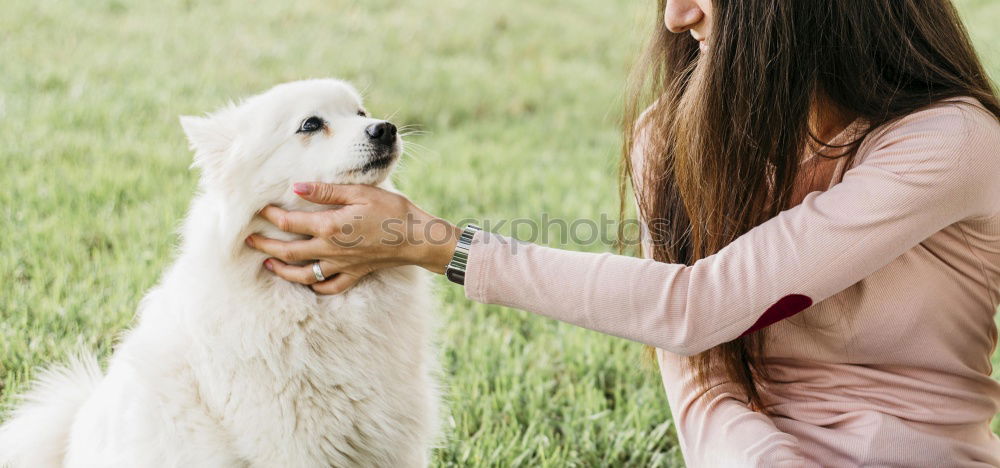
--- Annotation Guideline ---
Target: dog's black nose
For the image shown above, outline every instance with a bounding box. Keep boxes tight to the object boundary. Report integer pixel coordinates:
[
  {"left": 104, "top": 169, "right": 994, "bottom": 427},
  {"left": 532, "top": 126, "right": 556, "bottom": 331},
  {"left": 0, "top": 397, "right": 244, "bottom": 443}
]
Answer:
[{"left": 366, "top": 122, "right": 397, "bottom": 145}]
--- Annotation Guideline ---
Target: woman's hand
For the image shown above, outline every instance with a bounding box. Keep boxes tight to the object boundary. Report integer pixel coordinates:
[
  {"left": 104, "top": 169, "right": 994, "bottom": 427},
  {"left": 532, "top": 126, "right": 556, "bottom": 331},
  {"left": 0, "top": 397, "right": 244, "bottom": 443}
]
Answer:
[{"left": 246, "top": 182, "right": 461, "bottom": 294}]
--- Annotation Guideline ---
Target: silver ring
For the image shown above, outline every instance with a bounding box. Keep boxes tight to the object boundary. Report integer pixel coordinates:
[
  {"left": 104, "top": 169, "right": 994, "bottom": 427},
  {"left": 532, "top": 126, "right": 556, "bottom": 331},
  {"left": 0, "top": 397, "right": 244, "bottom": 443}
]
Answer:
[{"left": 312, "top": 262, "right": 326, "bottom": 282}]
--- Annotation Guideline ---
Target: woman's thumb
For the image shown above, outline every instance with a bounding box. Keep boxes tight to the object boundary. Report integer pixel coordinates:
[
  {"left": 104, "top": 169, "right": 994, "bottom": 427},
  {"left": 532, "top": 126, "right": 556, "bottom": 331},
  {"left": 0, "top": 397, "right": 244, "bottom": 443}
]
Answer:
[{"left": 292, "top": 182, "right": 366, "bottom": 205}]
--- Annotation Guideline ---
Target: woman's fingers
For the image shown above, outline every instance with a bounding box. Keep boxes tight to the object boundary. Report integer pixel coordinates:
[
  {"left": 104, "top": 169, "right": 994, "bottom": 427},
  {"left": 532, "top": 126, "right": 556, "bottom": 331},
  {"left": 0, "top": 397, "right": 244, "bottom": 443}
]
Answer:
[
  {"left": 263, "top": 258, "right": 366, "bottom": 294},
  {"left": 258, "top": 205, "right": 325, "bottom": 236},
  {"left": 264, "top": 259, "right": 341, "bottom": 286},
  {"left": 247, "top": 236, "right": 329, "bottom": 264},
  {"left": 255, "top": 183, "right": 413, "bottom": 295},
  {"left": 293, "top": 183, "right": 374, "bottom": 206},
  {"left": 264, "top": 258, "right": 318, "bottom": 285},
  {"left": 312, "top": 272, "right": 364, "bottom": 295}
]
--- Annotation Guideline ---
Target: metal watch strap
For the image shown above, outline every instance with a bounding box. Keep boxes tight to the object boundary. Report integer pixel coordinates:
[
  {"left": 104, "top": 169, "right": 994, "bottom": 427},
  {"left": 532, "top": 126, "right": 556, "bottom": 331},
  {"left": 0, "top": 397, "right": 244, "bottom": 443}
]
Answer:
[{"left": 445, "top": 224, "right": 481, "bottom": 285}]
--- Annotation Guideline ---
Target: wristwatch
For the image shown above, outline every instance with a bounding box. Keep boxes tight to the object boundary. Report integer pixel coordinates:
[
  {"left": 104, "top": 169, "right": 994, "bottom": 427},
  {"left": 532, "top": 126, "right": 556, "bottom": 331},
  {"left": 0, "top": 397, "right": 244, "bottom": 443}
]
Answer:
[{"left": 445, "top": 224, "right": 482, "bottom": 285}]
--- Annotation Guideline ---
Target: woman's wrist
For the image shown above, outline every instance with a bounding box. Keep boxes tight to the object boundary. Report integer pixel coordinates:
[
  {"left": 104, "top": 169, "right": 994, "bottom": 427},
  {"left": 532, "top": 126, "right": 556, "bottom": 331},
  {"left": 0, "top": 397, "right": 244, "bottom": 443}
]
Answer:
[
  {"left": 409, "top": 209, "right": 462, "bottom": 274},
  {"left": 422, "top": 221, "right": 462, "bottom": 274}
]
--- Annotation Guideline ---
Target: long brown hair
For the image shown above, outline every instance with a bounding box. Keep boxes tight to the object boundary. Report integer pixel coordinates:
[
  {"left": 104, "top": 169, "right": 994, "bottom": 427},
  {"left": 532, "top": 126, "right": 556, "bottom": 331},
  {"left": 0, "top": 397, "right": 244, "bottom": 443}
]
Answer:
[{"left": 621, "top": 0, "right": 1000, "bottom": 411}]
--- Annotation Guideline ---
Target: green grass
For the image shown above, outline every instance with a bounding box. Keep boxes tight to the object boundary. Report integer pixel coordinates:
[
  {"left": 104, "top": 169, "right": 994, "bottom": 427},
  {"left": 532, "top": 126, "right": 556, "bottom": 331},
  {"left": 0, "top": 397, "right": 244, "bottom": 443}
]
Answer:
[{"left": 1, "top": 1, "right": 997, "bottom": 466}]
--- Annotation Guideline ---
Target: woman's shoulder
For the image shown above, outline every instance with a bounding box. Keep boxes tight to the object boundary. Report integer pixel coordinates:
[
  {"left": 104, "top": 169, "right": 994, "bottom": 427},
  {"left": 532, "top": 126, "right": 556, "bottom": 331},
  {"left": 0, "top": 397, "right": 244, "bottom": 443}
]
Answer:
[
  {"left": 854, "top": 96, "right": 1000, "bottom": 220},
  {"left": 861, "top": 96, "right": 999, "bottom": 154}
]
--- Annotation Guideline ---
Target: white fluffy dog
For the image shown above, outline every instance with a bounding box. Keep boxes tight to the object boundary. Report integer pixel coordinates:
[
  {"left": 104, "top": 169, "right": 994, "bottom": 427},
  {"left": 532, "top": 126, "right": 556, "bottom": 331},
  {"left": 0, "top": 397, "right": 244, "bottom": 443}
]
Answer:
[{"left": 0, "top": 79, "right": 439, "bottom": 467}]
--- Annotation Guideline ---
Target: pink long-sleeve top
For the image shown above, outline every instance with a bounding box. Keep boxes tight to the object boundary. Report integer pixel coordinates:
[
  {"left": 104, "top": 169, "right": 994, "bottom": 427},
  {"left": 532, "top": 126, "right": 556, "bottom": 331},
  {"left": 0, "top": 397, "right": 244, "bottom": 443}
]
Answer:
[{"left": 463, "top": 97, "right": 1000, "bottom": 466}]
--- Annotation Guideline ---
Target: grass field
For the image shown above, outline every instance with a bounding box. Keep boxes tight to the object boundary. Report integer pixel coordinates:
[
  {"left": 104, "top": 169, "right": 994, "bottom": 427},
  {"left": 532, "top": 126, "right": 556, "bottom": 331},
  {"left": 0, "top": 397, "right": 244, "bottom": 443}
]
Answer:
[{"left": 1, "top": 1, "right": 998, "bottom": 466}]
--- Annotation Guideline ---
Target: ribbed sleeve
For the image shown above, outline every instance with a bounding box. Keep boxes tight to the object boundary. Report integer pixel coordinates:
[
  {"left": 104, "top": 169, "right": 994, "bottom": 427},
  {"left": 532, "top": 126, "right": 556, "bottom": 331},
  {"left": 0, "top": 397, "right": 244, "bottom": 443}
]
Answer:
[{"left": 655, "top": 350, "right": 817, "bottom": 467}]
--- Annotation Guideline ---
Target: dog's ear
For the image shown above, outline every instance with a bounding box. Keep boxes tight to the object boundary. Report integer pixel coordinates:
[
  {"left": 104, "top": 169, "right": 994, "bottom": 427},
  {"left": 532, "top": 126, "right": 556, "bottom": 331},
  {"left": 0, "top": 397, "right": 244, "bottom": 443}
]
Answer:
[{"left": 179, "top": 115, "right": 235, "bottom": 175}]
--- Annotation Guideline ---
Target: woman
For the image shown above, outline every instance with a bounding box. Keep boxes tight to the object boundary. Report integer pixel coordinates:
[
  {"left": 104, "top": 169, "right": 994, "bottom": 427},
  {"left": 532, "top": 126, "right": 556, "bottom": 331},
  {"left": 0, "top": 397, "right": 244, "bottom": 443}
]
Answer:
[{"left": 246, "top": 0, "right": 1000, "bottom": 465}]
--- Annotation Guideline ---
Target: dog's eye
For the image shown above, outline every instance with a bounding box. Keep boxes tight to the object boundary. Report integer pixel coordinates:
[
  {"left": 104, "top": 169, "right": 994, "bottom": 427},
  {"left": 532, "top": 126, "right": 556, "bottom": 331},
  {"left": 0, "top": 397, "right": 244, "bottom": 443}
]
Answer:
[
  {"left": 298, "top": 116, "right": 325, "bottom": 133},
  {"left": 357, "top": 110, "right": 368, "bottom": 118}
]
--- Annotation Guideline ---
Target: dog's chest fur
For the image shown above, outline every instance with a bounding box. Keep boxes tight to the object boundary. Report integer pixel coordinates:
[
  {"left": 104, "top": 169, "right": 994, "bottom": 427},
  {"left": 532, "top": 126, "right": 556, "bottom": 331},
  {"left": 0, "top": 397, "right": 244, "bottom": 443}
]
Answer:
[{"left": 120, "top": 258, "right": 438, "bottom": 468}]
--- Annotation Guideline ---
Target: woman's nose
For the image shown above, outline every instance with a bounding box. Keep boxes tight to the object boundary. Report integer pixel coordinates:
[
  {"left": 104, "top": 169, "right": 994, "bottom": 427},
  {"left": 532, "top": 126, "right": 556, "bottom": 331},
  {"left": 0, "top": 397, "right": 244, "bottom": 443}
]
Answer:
[{"left": 664, "top": 0, "right": 705, "bottom": 33}]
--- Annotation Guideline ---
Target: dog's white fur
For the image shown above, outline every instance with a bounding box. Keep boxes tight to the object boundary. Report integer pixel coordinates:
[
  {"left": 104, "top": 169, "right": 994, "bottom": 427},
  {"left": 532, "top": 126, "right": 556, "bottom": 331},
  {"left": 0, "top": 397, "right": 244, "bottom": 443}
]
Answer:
[{"left": 0, "top": 79, "right": 439, "bottom": 468}]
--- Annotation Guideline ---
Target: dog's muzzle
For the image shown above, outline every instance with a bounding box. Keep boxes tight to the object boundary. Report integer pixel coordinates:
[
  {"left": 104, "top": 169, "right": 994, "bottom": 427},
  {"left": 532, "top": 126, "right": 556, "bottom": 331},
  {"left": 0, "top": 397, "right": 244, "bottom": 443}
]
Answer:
[{"left": 360, "top": 121, "right": 399, "bottom": 172}]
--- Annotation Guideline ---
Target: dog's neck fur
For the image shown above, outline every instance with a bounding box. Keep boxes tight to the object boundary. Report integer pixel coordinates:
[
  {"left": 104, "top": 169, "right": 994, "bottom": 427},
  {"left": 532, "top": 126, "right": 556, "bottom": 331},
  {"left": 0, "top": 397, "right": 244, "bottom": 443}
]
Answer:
[{"left": 176, "top": 191, "right": 307, "bottom": 287}]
